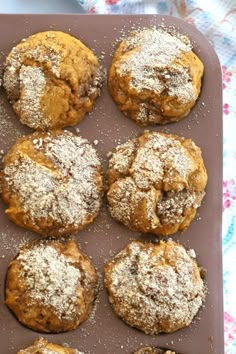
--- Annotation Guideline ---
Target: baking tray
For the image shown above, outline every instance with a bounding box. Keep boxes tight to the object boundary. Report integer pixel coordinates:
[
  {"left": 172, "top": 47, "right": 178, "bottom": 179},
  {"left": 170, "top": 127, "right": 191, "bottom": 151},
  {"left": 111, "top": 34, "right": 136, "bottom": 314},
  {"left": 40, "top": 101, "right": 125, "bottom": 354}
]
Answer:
[{"left": 0, "top": 14, "right": 223, "bottom": 354}]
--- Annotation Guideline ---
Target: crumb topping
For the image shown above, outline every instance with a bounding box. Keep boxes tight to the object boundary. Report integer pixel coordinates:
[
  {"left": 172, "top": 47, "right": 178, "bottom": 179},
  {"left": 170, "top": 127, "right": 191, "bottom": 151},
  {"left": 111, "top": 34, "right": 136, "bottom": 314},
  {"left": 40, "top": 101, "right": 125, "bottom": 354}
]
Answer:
[
  {"left": 25, "top": 44, "right": 62, "bottom": 77},
  {"left": 18, "top": 335, "right": 85, "bottom": 354},
  {"left": 17, "top": 244, "right": 82, "bottom": 320},
  {"left": 3, "top": 31, "right": 105, "bottom": 130},
  {"left": 118, "top": 27, "right": 195, "bottom": 104},
  {"left": 157, "top": 190, "right": 203, "bottom": 225},
  {"left": 109, "top": 139, "right": 138, "bottom": 175},
  {"left": 17, "top": 65, "right": 46, "bottom": 129},
  {"left": 135, "top": 348, "right": 176, "bottom": 354},
  {"left": 3, "top": 131, "right": 103, "bottom": 232},
  {"left": 39, "top": 350, "right": 84, "bottom": 354},
  {"left": 105, "top": 240, "right": 206, "bottom": 334},
  {"left": 131, "top": 134, "right": 194, "bottom": 189},
  {"left": 3, "top": 41, "right": 61, "bottom": 129},
  {"left": 108, "top": 132, "right": 206, "bottom": 231},
  {"left": 41, "top": 349, "right": 84, "bottom": 354}
]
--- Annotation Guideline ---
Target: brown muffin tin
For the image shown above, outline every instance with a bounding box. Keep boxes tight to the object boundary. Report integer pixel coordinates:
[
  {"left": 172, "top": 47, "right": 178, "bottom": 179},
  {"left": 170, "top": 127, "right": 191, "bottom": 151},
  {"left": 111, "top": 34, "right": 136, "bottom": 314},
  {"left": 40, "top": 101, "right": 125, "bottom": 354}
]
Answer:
[{"left": 0, "top": 14, "right": 223, "bottom": 354}]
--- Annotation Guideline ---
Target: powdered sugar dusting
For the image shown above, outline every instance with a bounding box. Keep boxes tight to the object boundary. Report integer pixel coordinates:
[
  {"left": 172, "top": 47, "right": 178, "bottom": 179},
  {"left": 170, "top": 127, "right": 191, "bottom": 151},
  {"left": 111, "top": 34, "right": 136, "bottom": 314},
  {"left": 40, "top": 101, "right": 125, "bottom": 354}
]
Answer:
[{"left": 105, "top": 240, "right": 206, "bottom": 334}]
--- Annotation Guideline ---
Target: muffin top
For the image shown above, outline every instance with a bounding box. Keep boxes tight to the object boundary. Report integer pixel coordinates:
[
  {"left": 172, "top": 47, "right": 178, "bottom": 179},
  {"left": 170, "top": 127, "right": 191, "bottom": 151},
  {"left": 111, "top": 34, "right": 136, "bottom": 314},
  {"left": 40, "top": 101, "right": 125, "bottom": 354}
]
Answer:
[
  {"left": 134, "top": 348, "right": 177, "bottom": 354},
  {"left": 17, "top": 337, "right": 84, "bottom": 354},
  {"left": 1, "top": 130, "right": 103, "bottom": 236},
  {"left": 6, "top": 239, "right": 98, "bottom": 333},
  {"left": 117, "top": 27, "right": 194, "bottom": 100},
  {"left": 3, "top": 30, "right": 104, "bottom": 130},
  {"left": 108, "top": 26, "right": 204, "bottom": 125},
  {"left": 104, "top": 239, "right": 206, "bottom": 334},
  {"left": 107, "top": 131, "right": 207, "bottom": 236}
]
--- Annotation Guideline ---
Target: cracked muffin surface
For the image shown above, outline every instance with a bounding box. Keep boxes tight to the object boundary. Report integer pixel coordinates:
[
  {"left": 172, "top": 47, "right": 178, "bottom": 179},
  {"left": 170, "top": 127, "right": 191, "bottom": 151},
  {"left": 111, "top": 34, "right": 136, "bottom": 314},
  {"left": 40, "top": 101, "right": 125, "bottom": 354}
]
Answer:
[
  {"left": 6, "top": 239, "right": 98, "bottom": 333},
  {"left": 107, "top": 131, "right": 207, "bottom": 236},
  {"left": 0, "top": 130, "right": 103, "bottom": 236},
  {"left": 17, "top": 337, "right": 84, "bottom": 354},
  {"left": 108, "top": 27, "right": 204, "bottom": 126},
  {"left": 3, "top": 30, "right": 104, "bottom": 130},
  {"left": 104, "top": 240, "right": 206, "bottom": 334}
]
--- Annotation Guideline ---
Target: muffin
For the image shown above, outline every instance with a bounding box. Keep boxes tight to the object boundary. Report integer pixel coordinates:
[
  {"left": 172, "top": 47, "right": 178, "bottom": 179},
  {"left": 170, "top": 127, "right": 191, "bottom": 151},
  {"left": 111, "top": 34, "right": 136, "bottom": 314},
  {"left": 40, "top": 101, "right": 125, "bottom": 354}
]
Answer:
[
  {"left": 108, "top": 27, "right": 204, "bottom": 126},
  {"left": 3, "top": 31, "right": 104, "bottom": 130},
  {"left": 17, "top": 337, "right": 83, "bottom": 354},
  {"left": 0, "top": 130, "right": 103, "bottom": 236},
  {"left": 6, "top": 239, "right": 98, "bottom": 333},
  {"left": 134, "top": 348, "right": 177, "bottom": 354},
  {"left": 104, "top": 240, "right": 206, "bottom": 334},
  {"left": 107, "top": 131, "right": 207, "bottom": 236}
]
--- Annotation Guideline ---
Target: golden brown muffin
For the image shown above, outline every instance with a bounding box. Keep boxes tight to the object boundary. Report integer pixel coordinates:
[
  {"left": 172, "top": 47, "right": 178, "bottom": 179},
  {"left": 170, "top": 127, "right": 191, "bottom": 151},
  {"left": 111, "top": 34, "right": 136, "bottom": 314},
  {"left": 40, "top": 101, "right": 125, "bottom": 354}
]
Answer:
[
  {"left": 17, "top": 337, "right": 83, "bottom": 354},
  {"left": 3, "top": 31, "right": 104, "bottom": 130},
  {"left": 0, "top": 130, "right": 103, "bottom": 236},
  {"left": 134, "top": 348, "right": 177, "bottom": 354},
  {"left": 104, "top": 240, "right": 206, "bottom": 334},
  {"left": 108, "top": 27, "right": 204, "bottom": 126},
  {"left": 107, "top": 131, "right": 207, "bottom": 236},
  {"left": 6, "top": 239, "right": 98, "bottom": 333}
]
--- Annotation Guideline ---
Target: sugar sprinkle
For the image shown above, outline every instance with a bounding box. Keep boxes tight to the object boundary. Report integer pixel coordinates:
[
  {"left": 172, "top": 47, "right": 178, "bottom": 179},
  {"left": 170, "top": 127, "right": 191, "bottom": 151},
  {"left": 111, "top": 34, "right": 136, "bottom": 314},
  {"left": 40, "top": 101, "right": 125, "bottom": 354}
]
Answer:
[
  {"left": 3, "top": 131, "right": 103, "bottom": 232},
  {"left": 105, "top": 240, "right": 206, "bottom": 334}
]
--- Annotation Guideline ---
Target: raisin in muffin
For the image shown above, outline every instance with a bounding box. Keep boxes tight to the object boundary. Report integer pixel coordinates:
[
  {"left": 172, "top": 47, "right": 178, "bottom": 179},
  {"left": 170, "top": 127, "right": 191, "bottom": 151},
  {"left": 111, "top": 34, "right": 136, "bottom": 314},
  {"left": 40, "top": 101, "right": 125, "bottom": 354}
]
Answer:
[
  {"left": 134, "top": 348, "right": 177, "bottom": 354},
  {"left": 104, "top": 240, "right": 206, "bottom": 334},
  {"left": 17, "top": 338, "right": 83, "bottom": 354},
  {"left": 107, "top": 131, "right": 207, "bottom": 236},
  {"left": 3, "top": 31, "right": 104, "bottom": 130},
  {"left": 0, "top": 130, "right": 103, "bottom": 236},
  {"left": 108, "top": 27, "right": 204, "bottom": 126},
  {"left": 6, "top": 239, "right": 98, "bottom": 333}
]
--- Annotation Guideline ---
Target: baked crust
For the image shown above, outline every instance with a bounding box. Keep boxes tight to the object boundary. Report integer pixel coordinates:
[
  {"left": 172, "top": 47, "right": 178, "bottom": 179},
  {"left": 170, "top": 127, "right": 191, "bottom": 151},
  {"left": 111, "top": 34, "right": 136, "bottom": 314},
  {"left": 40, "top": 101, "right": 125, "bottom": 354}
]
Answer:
[
  {"left": 6, "top": 239, "right": 98, "bottom": 333},
  {"left": 3, "top": 31, "right": 104, "bottom": 130},
  {"left": 104, "top": 240, "right": 206, "bottom": 334},
  {"left": 134, "top": 348, "right": 177, "bottom": 354},
  {"left": 107, "top": 131, "right": 207, "bottom": 236},
  {"left": 0, "top": 130, "right": 103, "bottom": 236},
  {"left": 108, "top": 27, "right": 204, "bottom": 126},
  {"left": 17, "top": 337, "right": 83, "bottom": 354}
]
